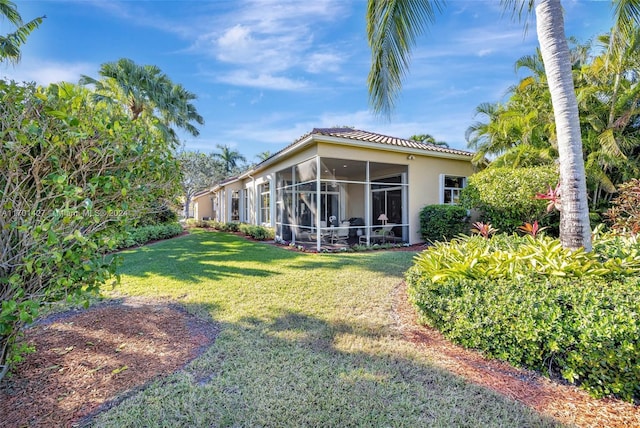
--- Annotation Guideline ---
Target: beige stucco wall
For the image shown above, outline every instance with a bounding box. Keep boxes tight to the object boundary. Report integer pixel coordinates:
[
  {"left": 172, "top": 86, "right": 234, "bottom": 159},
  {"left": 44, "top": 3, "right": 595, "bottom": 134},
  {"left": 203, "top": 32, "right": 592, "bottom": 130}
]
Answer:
[
  {"left": 408, "top": 156, "right": 474, "bottom": 243},
  {"left": 192, "top": 192, "right": 214, "bottom": 220}
]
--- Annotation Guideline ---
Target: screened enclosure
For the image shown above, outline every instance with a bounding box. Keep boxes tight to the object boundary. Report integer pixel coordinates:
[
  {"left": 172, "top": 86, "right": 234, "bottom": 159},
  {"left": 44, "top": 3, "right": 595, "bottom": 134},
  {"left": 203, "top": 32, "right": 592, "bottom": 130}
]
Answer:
[{"left": 275, "top": 156, "right": 409, "bottom": 250}]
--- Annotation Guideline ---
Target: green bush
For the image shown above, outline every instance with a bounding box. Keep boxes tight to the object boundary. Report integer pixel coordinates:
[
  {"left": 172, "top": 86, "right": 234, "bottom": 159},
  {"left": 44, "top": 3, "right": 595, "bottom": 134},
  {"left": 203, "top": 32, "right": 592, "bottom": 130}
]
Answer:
[
  {"left": 185, "top": 218, "right": 221, "bottom": 229},
  {"left": 239, "top": 223, "right": 275, "bottom": 240},
  {"left": 186, "top": 220, "right": 273, "bottom": 240},
  {"left": 419, "top": 204, "right": 469, "bottom": 242},
  {"left": 0, "top": 81, "right": 180, "bottom": 376},
  {"left": 220, "top": 222, "right": 240, "bottom": 232},
  {"left": 136, "top": 202, "right": 178, "bottom": 226},
  {"left": 406, "top": 232, "right": 640, "bottom": 402},
  {"left": 116, "top": 223, "right": 184, "bottom": 249},
  {"left": 460, "top": 166, "right": 559, "bottom": 233}
]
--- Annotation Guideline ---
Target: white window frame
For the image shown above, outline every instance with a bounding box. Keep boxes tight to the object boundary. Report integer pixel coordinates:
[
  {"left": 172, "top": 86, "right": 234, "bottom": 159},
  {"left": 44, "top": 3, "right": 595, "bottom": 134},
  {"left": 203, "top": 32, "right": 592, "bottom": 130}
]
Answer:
[{"left": 439, "top": 174, "right": 466, "bottom": 205}]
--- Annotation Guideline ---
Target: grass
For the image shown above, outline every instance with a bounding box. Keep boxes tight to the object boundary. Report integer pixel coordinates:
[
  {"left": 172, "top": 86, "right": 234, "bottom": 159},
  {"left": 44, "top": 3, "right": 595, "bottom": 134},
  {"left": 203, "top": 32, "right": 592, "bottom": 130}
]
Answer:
[{"left": 92, "top": 229, "right": 559, "bottom": 427}]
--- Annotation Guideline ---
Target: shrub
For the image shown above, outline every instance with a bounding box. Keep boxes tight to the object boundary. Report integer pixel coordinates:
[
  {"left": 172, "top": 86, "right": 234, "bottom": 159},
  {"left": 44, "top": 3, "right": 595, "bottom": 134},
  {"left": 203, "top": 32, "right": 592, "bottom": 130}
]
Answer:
[
  {"left": 238, "top": 224, "right": 275, "bottom": 240},
  {"left": 0, "top": 81, "right": 180, "bottom": 378},
  {"left": 184, "top": 219, "right": 221, "bottom": 229},
  {"left": 220, "top": 222, "right": 240, "bottom": 232},
  {"left": 135, "top": 202, "right": 179, "bottom": 226},
  {"left": 406, "top": 233, "right": 640, "bottom": 402},
  {"left": 460, "top": 166, "right": 559, "bottom": 233},
  {"left": 116, "top": 223, "right": 184, "bottom": 249},
  {"left": 606, "top": 178, "right": 640, "bottom": 235},
  {"left": 419, "top": 204, "right": 469, "bottom": 242}
]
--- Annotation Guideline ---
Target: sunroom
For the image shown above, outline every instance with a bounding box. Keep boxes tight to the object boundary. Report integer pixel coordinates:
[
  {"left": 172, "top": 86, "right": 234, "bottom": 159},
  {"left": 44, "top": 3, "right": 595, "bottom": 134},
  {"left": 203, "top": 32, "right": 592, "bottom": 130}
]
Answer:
[{"left": 276, "top": 156, "right": 409, "bottom": 249}]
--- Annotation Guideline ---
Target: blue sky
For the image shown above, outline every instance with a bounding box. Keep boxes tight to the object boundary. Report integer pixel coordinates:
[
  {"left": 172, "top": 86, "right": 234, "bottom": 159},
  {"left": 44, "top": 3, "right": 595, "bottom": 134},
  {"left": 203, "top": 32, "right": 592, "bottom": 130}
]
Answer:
[{"left": 5, "top": 0, "right": 613, "bottom": 162}]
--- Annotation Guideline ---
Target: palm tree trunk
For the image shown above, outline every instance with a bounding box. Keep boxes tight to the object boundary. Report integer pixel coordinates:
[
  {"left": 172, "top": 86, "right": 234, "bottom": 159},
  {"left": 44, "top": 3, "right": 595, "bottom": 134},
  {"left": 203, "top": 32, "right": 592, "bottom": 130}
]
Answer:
[{"left": 535, "top": 0, "right": 592, "bottom": 251}]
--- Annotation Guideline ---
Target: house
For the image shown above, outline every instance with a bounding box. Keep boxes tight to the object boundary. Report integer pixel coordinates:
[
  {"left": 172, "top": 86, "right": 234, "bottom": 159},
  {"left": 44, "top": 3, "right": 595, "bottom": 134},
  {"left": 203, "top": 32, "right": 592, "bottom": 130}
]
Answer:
[
  {"left": 203, "top": 128, "right": 475, "bottom": 250},
  {"left": 191, "top": 188, "right": 214, "bottom": 220}
]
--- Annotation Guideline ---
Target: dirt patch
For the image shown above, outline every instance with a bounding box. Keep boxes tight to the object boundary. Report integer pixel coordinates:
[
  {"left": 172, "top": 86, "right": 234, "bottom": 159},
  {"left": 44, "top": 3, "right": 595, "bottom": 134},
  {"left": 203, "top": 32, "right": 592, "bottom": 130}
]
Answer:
[
  {"left": 0, "top": 298, "right": 219, "bottom": 428},
  {"left": 392, "top": 281, "right": 640, "bottom": 428}
]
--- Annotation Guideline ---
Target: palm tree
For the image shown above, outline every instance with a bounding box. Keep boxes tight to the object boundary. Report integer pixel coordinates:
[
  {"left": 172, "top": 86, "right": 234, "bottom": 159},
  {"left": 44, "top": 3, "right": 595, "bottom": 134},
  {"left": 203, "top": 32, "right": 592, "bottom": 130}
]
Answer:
[
  {"left": 578, "top": 28, "right": 640, "bottom": 208},
  {"left": 367, "top": 0, "right": 640, "bottom": 251},
  {"left": 409, "top": 133, "right": 449, "bottom": 147},
  {"left": 0, "top": 0, "right": 45, "bottom": 64},
  {"left": 213, "top": 144, "right": 246, "bottom": 175},
  {"left": 256, "top": 151, "right": 272, "bottom": 162},
  {"left": 79, "top": 58, "right": 204, "bottom": 143}
]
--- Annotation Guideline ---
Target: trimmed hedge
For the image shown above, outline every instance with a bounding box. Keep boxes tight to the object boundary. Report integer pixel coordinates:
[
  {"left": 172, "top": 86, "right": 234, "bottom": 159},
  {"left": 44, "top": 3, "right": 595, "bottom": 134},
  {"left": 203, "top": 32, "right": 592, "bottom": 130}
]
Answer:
[
  {"left": 460, "top": 166, "right": 559, "bottom": 233},
  {"left": 406, "top": 233, "right": 640, "bottom": 402},
  {"left": 419, "top": 204, "right": 469, "bottom": 242},
  {"left": 116, "top": 222, "right": 184, "bottom": 249},
  {"left": 185, "top": 219, "right": 274, "bottom": 241},
  {"left": 238, "top": 223, "right": 275, "bottom": 240}
]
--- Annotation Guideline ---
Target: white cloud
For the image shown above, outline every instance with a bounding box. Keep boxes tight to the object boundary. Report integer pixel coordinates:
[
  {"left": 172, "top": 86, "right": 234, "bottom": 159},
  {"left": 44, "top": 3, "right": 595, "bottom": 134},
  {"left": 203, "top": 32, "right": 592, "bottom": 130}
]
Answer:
[
  {"left": 188, "top": 0, "right": 351, "bottom": 89},
  {"left": 216, "top": 70, "right": 308, "bottom": 91},
  {"left": 0, "top": 59, "right": 95, "bottom": 85},
  {"left": 305, "top": 52, "right": 346, "bottom": 74}
]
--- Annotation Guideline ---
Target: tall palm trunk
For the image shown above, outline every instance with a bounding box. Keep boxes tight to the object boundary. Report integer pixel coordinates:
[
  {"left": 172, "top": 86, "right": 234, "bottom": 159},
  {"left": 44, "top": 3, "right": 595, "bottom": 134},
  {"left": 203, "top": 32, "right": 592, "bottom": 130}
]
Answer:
[{"left": 535, "top": 0, "right": 592, "bottom": 251}]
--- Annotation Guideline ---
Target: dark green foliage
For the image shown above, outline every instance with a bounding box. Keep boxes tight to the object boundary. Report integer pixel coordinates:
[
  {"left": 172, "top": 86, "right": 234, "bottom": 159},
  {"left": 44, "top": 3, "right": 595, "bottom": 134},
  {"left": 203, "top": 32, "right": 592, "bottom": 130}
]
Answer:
[
  {"left": 135, "top": 202, "right": 178, "bottom": 226},
  {"left": 116, "top": 223, "right": 184, "bottom": 249},
  {"left": 406, "top": 233, "right": 640, "bottom": 402},
  {"left": 0, "top": 80, "right": 180, "bottom": 376},
  {"left": 460, "top": 166, "right": 559, "bottom": 234},
  {"left": 186, "top": 220, "right": 274, "bottom": 241},
  {"left": 419, "top": 204, "right": 469, "bottom": 242},
  {"left": 239, "top": 223, "right": 275, "bottom": 240},
  {"left": 220, "top": 222, "right": 240, "bottom": 232}
]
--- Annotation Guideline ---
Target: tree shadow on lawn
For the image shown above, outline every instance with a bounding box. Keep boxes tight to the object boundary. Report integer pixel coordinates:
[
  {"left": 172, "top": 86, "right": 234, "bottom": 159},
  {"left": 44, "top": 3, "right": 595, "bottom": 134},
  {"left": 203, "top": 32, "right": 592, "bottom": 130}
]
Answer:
[
  {"left": 91, "top": 304, "right": 560, "bottom": 427},
  {"left": 1, "top": 298, "right": 222, "bottom": 428},
  {"left": 114, "top": 230, "right": 417, "bottom": 283},
  {"left": 112, "top": 231, "right": 287, "bottom": 282}
]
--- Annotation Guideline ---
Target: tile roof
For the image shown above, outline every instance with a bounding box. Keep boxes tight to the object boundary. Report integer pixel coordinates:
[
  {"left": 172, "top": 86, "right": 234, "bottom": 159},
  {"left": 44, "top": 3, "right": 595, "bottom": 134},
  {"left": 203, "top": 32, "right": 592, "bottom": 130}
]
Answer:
[
  {"left": 229, "top": 127, "right": 476, "bottom": 184},
  {"left": 308, "top": 128, "right": 474, "bottom": 157}
]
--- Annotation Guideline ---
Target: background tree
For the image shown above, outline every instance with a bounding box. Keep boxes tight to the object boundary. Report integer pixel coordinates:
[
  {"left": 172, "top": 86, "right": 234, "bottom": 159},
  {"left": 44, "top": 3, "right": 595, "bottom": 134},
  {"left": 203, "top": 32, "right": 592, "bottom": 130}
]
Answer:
[
  {"left": 178, "top": 151, "right": 225, "bottom": 218},
  {"left": 466, "top": 30, "right": 640, "bottom": 211},
  {"left": 79, "top": 58, "right": 204, "bottom": 145},
  {"left": 368, "top": 0, "right": 640, "bottom": 250},
  {"left": 0, "top": 0, "right": 44, "bottom": 64},
  {"left": 213, "top": 144, "right": 247, "bottom": 176},
  {"left": 409, "top": 133, "right": 449, "bottom": 147},
  {"left": 256, "top": 151, "right": 272, "bottom": 162}
]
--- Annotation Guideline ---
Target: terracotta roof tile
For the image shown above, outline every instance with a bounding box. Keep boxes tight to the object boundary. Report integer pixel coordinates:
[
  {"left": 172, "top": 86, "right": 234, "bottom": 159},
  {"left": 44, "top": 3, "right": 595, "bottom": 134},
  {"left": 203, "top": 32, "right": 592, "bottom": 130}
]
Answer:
[{"left": 309, "top": 128, "right": 473, "bottom": 156}]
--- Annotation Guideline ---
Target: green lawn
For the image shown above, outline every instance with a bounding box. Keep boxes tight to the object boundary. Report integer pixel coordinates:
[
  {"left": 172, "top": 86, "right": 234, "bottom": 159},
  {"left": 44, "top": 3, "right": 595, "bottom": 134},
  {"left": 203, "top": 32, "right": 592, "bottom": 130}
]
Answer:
[{"left": 93, "top": 230, "right": 559, "bottom": 427}]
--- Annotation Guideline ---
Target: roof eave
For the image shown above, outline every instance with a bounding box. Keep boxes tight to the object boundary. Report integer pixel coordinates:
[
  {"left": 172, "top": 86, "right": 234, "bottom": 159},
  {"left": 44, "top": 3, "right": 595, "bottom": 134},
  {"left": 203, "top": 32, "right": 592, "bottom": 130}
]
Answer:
[{"left": 315, "top": 134, "right": 474, "bottom": 160}]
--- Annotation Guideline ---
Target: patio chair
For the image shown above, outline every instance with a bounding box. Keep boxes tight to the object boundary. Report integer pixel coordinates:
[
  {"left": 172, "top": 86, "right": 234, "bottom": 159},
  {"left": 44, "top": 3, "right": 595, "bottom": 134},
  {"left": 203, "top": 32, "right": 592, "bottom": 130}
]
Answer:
[
  {"left": 330, "top": 221, "right": 350, "bottom": 244},
  {"left": 370, "top": 223, "right": 396, "bottom": 243}
]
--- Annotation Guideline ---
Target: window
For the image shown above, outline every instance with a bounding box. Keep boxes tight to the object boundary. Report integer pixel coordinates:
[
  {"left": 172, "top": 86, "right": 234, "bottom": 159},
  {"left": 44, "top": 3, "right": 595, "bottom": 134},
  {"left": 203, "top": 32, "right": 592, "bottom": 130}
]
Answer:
[
  {"left": 441, "top": 175, "right": 466, "bottom": 205},
  {"left": 260, "top": 182, "right": 270, "bottom": 224},
  {"left": 231, "top": 190, "right": 240, "bottom": 221}
]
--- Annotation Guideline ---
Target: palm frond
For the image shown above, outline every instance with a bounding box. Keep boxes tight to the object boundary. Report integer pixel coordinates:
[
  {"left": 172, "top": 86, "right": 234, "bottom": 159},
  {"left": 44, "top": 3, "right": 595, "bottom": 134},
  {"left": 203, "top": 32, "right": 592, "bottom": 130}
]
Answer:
[
  {"left": 0, "top": 0, "right": 23, "bottom": 26},
  {"left": 0, "top": 15, "right": 44, "bottom": 64},
  {"left": 367, "top": 0, "right": 444, "bottom": 117}
]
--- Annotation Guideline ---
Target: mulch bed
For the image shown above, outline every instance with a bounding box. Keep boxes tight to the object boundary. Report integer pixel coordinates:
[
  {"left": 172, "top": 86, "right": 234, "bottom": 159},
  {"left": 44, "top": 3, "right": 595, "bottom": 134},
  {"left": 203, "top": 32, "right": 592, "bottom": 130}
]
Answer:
[
  {"left": 1, "top": 278, "right": 638, "bottom": 427},
  {"left": 0, "top": 298, "right": 219, "bottom": 428},
  {"left": 391, "top": 281, "right": 640, "bottom": 428}
]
